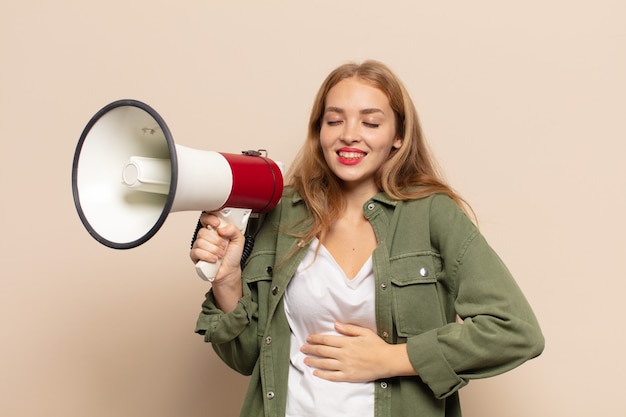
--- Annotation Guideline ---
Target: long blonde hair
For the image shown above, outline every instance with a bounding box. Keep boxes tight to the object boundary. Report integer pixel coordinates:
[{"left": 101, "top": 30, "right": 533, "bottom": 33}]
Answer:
[{"left": 287, "top": 60, "right": 472, "bottom": 243}]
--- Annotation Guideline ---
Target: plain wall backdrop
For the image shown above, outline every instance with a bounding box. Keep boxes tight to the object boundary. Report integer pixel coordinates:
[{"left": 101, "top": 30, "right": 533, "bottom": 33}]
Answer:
[{"left": 1, "top": 1, "right": 624, "bottom": 416}]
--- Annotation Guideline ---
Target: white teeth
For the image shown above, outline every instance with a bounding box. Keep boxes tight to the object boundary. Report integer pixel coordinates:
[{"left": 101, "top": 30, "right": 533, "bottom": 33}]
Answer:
[{"left": 338, "top": 151, "right": 365, "bottom": 159}]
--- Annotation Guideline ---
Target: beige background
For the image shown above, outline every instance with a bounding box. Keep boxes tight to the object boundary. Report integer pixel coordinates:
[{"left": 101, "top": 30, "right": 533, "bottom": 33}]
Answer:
[{"left": 1, "top": 1, "right": 624, "bottom": 416}]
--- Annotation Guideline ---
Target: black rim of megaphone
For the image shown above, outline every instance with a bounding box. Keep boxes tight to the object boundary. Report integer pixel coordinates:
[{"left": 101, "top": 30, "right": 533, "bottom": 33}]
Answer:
[{"left": 71, "top": 99, "right": 177, "bottom": 249}]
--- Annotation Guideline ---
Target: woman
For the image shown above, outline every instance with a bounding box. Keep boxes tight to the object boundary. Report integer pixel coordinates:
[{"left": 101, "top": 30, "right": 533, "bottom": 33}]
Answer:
[{"left": 191, "top": 60, "right": 544, "bottom": 417}]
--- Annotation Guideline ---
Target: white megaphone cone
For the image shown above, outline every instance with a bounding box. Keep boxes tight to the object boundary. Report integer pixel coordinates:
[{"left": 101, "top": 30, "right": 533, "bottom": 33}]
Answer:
[{"left": 72, "top": 99, "right": 284, "bottom": 281}]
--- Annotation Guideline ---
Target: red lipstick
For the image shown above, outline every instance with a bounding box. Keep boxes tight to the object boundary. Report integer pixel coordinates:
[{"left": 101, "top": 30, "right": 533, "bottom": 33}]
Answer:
[{"left": 336, "top": 148, "right": 366, "bottom": 165}]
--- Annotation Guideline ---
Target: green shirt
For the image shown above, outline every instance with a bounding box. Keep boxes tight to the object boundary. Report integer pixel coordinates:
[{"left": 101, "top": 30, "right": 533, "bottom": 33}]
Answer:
[{"left": 195, "top": 190, "right": 544, "bottom": 417}]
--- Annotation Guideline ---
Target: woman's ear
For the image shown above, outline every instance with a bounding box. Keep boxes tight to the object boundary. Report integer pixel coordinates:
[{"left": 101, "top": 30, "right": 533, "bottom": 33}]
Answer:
[{"left": 393, "top": 137, "right": 403, "bottom": 149}]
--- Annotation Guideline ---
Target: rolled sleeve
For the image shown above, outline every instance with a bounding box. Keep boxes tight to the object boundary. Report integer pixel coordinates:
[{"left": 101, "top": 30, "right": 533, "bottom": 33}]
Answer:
[
  {"left": 194, "top": 291, "right": 257, "bottom": 344},
  {"left": 407, "top": 329, "right": 468, "bottom": 399}
]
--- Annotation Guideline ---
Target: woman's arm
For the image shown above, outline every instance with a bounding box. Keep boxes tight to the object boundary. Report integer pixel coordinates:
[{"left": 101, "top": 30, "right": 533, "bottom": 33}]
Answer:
[
  {"left": 405, "top": 195, "right": 545, "bottom": 399},
  {"left": 192, "top": 206, "right": 281, "bottom": 376},
  {"left": 190, "top": 212, "right": 245, "bottom": 312}
]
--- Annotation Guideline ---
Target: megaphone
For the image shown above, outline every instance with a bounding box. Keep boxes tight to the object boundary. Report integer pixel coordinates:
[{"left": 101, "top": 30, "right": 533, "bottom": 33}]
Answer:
[{"left": 71, "top": 99, "right": 284, "bottom": 281}]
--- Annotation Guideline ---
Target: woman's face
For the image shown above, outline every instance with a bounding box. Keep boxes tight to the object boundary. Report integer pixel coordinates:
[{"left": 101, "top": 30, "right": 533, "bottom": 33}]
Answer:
[{"left": 320, "top": 77, "right": 401, "bottom": 193}]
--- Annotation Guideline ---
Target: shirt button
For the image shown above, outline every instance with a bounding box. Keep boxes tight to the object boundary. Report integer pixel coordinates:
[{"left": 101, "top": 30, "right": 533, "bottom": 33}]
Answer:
[
  {"left": 367, "top": 203, "right": 376, "bottom": 210},
  {"left": 380, "top": 381, "right": 388, "bottom": 389},
  {"left": 420, "top": 267, "right": 429, "bottom": 277},
  {"left": 382, "top": 331, "right": 389, "bottom": 339},
  {"left": 267, "top": 391, "right": 275, "bottom": 399},
  {"left": 380, "top": 283, "right": 387, "bottom": 290},
  {"left": 265, "top": 336, "right": 272, "bottom": 345},
  {"left": 271, "top": 286, "right": 279, "bottom": 295},
  {"left": 266, "top": 266, "right": 273, "bottom": 276}
]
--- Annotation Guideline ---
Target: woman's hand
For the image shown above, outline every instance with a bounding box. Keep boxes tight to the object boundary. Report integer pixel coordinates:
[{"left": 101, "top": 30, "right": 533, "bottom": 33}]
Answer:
[
  {"left": 190, "top": 212, "right": 245, "bottom": 312},
  {"left": 300, "top": 322, "right": 417, "bottom": 382}
]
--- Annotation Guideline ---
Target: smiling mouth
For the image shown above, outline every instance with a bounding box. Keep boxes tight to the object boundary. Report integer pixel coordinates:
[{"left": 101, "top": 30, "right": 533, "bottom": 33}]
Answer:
[{"left": 337, "top": 151, "right": 366, "bottom": 160}]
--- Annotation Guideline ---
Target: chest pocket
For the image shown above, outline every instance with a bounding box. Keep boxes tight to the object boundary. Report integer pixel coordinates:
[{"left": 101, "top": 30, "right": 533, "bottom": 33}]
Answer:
[
  {"left": 389, "top": 253, "right": 445, "bottom": 338},
  {"left": 242, "top": 251, "right": 276, "bottom": 339}
]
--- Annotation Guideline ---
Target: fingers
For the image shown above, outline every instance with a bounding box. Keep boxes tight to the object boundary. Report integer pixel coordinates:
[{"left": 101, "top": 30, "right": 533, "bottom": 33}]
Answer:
[
  {"left": 300, "top": 324, "right": 388, "bottom": 382},
  {"left": 300, "top": 340, "right": 354, "bottom": 382},
  {"left": 191, "top": 229, "right": 226, "bottom": 263},
  {"left": 333, "top": 322, "right": 364, "bottom": 337},
  {"left": 302, "top": 329, "right": 359, "bottom": 362},
  {"left": 199, "top": 212, "right": 244, "bottom": 241},
  {"left": 200, "top": 212, "right": 222, "bottom": 231},
  {"left": 190, "top": 212, "right": 245, "bottom": 270},
  {"left": 305, "top": 332, "right": 343, "bottom": 348},
  {"left": 190, "top": 213, "right": 227, "bottom": 264},
  {"left": 301, "top": 341, "right": 341, "bottom": 368}
]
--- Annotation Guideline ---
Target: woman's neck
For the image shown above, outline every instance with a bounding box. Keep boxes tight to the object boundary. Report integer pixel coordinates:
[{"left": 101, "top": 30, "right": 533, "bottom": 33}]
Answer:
[{"left": 340, "top": 180, "right": 379, "bottom": 210}]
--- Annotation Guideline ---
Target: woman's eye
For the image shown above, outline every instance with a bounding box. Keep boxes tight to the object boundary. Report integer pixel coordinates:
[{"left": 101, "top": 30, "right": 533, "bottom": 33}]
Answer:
[
  {"left": 326, "top": 120, "right": 342, "bottom": 126},
  {"left": 363, "top": 122, "right": 380, "bottom": 128}
]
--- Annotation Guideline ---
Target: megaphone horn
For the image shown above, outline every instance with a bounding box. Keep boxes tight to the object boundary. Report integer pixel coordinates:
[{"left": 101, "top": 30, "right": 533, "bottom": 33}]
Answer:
[{"left": 72, "top": 99, "right": 284, "bottom": 281}]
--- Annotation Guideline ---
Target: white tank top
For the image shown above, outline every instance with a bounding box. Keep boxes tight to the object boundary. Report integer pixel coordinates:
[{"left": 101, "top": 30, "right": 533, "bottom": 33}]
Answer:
[{"left": 284, "top": 238, "right": 376, "bottom": 417}]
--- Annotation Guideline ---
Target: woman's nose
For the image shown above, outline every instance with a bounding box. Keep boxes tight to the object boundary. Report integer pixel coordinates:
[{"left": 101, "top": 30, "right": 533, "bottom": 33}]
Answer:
[{"left": 340, "top": 120, "right": 360, "bottom": 142}]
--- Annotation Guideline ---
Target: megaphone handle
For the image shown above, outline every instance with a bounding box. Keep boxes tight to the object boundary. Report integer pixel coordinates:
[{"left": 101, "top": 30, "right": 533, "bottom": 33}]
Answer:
[{"left": 195, "top": 208, "right": 253, "bottom": 282}]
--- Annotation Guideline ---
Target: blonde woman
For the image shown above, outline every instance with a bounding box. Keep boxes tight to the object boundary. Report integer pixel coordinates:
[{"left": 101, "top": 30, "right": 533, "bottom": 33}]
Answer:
[{"left": 191, "top": 60, "right": 544, "bottom": 417}]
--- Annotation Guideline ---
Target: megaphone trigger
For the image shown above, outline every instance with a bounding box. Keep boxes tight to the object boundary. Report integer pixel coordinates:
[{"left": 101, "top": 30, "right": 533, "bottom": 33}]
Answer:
[{"left": 194, "top": 208, "right": 253, "bottom": 282}]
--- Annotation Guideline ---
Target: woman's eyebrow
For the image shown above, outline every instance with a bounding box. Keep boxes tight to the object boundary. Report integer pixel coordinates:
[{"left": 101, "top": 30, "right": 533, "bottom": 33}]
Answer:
[
  {"left": 324, "top": 106, "right": 344, "bottom": 114},
  {"left": 324, "top": 106, "right": 385, "bottom": 115}
]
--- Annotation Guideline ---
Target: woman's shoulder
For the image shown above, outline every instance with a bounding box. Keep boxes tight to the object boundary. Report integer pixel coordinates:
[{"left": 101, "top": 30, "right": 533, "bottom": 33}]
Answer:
[
  {"left": 259, "top": 186, "right": 309, "bottom": 226},
  {"left": 402, "top": 192, "right": 464, "bottom": 215},
  {"left": 401, "top": 192, "right": 477, "bottom": 243}
]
